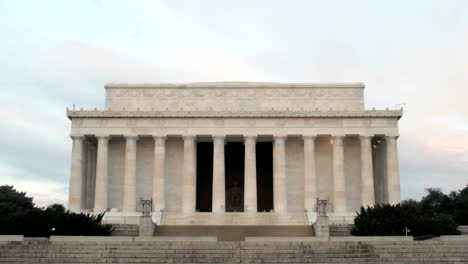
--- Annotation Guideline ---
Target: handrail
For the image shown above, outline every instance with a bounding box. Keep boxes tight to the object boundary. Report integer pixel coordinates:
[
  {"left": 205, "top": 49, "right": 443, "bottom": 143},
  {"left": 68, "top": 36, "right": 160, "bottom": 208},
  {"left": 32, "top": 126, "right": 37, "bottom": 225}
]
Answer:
[
  {"left": 304, "top": 209, "right": 310, "bottom": 225},
  {"left": 158, "top": 209, "right": 164, "bottom": 226}
]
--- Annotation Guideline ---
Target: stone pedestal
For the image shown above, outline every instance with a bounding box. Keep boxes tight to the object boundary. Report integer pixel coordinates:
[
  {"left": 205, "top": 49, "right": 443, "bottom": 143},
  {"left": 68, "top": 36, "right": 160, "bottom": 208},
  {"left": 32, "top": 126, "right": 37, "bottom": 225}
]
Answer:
[
  {"left": 139, "top": 216, "right": 155, "bottom": 237},
  {"left": 314, "top": 215, "right": 330, "bottom": 238}
]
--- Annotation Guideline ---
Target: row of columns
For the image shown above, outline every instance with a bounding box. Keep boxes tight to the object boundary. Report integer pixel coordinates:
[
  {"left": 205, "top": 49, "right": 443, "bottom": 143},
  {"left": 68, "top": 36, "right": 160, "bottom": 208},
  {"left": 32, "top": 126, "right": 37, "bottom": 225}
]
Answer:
[{"left": 68, "top": 134, "right": 401, "bottom": 214}]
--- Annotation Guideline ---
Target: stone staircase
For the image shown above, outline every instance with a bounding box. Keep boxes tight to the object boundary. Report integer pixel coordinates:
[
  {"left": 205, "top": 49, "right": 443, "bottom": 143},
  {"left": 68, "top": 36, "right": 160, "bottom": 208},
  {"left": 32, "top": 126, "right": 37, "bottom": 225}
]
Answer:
[
  {"left": 1, "top": 236, "right": 468, "bottom": 263},
  {"left": 155, "top": 225, "right": 315, "bottom": 241},
  {"left": 162, "top": 212, "right": 307, "bottom": 225}
]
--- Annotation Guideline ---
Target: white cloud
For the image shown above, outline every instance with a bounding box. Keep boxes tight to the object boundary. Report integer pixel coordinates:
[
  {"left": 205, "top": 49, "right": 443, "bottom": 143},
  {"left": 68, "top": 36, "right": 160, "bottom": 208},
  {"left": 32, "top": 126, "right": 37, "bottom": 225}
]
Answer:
[
  {"left": 0, "top": 163, "right": 68, "bottom": 207},
  {"left": 0, "top": 0, "right": 467, "bottom": 204}
]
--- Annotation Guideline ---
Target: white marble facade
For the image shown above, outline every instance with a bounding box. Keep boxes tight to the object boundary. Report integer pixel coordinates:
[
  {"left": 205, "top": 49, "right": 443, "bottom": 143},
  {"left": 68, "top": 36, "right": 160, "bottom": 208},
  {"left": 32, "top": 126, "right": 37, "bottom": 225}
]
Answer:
[{"left": 67, "top": 82, "right": 402, "bottom": 225}]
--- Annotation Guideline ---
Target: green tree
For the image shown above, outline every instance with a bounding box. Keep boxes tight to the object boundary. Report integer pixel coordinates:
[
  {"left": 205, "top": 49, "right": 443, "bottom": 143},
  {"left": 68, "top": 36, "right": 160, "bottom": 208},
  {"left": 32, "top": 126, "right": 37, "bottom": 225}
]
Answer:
[
  {"left": 0, "top": 185, "right": 34, "bottom": 215},
  {"left": 419, "top": 188, "right": 455, "bottom": 217},
  {"left": 0, "top": 185, "right": 36, "bottom": 235},
  {"left": 453, "top": 185, "right": 468, "bottom": 225}
]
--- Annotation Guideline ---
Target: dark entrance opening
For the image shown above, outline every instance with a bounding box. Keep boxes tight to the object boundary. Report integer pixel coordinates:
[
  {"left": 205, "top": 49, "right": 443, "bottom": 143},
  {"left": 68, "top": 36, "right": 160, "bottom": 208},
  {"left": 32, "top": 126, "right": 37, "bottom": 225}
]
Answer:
[
  {"left": 225, "top": 142, "right": 244, "bottom": 212},
  {"left": 256, "top": 142, "right": 273, "bottom": 212},
  {"left": 196, "top": 142, "right": 213, "bottom": 212}
]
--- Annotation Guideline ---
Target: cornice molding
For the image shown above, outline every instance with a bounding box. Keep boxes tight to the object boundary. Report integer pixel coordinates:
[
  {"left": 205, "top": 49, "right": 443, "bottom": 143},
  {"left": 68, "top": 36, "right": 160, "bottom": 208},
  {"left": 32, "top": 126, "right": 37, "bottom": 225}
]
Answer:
[
  {"left": 67, "top": 109, "right": 403, "bottom": 119},
  {"left": 104, "top": 82, "right": 365, "bottom": 89}
]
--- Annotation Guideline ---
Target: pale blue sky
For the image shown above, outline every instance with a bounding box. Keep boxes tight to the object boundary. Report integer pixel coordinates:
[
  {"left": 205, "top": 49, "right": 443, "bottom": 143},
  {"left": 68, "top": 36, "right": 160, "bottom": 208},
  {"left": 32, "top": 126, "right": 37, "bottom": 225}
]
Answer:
[{"left": 0, "top": 0, "right": 467, "bottom": 206}]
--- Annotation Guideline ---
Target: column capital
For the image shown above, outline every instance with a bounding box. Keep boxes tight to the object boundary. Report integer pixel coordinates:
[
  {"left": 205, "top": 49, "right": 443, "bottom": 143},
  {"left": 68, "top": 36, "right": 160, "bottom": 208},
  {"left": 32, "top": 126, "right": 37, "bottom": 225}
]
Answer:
[
  {"left": 152, "top": 135, "right": 167, "bottom": 140},
  {"left": 70, "top": 134, "right": 85, "bottom": 140},
  {"left": 331, "top": 134, "right": 345, "bottom": 139},
  {"left": 182, "top": 135, "right": 196, "bottom": 141},
  {"left": 212, "top": 135, "right": 226, "bottom": 140},
  {"left": 124, "top": 134, "right": 139, "bottom": 140},
  {"left": 243, "top": 135, "right": 257, "bottom": 141},
  {"left": 273, "top": 134, "right": 288, "bottom": 139},
  {"left": 360, "top": 134, "right": 373, "bottom": 140},
  {"left": 303, "top": 135, "right": 317, "bottom": 140},
  {"left": 96, "top": 135, "right": 110, "bottom": 141}
]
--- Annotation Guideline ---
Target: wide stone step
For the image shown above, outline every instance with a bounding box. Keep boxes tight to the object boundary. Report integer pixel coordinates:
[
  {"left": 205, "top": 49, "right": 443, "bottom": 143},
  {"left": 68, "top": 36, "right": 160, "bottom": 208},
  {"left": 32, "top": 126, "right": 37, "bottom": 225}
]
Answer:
[
  {"left": 155, "top": 225, "right": 314, "bottom": 241},
  {"left": 162, "top": 212, "right": 307, "bottom": 225},
  {"left": 2, "top": 238, "right": 468, "bottom": 263}
]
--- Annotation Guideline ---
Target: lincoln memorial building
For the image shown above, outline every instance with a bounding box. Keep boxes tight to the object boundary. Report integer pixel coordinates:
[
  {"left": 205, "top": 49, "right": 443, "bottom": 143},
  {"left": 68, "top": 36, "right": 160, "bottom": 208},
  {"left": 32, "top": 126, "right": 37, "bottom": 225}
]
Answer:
[{"left": 67, "top": 82, "right": 402, "bottom": 225}]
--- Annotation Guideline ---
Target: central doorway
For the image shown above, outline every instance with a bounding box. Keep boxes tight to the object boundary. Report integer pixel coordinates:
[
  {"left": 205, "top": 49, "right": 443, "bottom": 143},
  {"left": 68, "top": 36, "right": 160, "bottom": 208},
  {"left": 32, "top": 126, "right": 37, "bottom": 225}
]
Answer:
[{"left": 195, "top": 138, "right": 274, "bottom": 213}]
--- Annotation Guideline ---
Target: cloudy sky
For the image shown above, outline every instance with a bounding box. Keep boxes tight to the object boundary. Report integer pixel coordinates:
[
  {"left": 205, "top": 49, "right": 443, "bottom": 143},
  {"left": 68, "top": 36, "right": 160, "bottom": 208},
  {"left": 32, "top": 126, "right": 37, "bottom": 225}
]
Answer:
[{"left": 0, "top": 0, "right": 467, "bottom": 207}]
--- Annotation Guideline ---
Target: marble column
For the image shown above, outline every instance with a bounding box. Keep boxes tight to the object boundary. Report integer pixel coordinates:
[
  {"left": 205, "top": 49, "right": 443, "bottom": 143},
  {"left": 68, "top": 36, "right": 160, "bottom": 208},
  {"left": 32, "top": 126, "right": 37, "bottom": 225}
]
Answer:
[
  {"left": 360, "top": 135, "right": 375, "bottom": 207},
  {"left": 182, "top": 135, "right": 196, "bottom": 213},
  {"left": 273, "top": 135, "right": 287, "bottom": 213},
  {"left": 85, "top": 144, "right": 97, "bottom": 210},
  {"left": 332, "top": 135, "right": 346, "bottom": 214},
  {"left": 94, "top": 135, "right": 110, "bottom": 212},
  {"left": 81, "top": 142, "right": 89, "bottom": 210},
  {"left": 122, "top": 135, "right": 138, "bottom": 212},
  {"left": 68, "top": 135, "right": 84, "bottom": 212},
  {"left": 303, "top": 135, "right": 317, "bottom": 212},
  {"left": 212, "top": 135, "right": 225, "bottom": 212},
  {"left": 152, "top": 136, "right": 166, "bottom": 212},
  {"left": 244, "top": 135, "right": 257, "bottom": 213},
  {"left": 386, "top": 136, "right": 401, "bottom": 204}
]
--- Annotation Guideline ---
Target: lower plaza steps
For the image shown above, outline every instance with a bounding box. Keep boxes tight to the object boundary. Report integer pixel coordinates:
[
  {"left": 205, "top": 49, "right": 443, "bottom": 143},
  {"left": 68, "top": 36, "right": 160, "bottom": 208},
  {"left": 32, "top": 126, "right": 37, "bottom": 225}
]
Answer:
[{"left": 1, "top": 236, "right": 468, "bottom": 263}]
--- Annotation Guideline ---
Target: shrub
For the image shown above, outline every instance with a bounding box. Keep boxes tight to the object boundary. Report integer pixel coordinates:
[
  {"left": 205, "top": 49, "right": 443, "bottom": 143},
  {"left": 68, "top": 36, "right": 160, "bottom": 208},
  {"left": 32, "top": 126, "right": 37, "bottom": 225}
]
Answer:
[
  {"left": 52, "top": 211, "right": 113, "bottom": 236},
  {"left": 0, "top": 185, "right": 112, "bottom": 237},
  {"left": 351, "top": 203, "right": 460, "bottom": 236}
]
